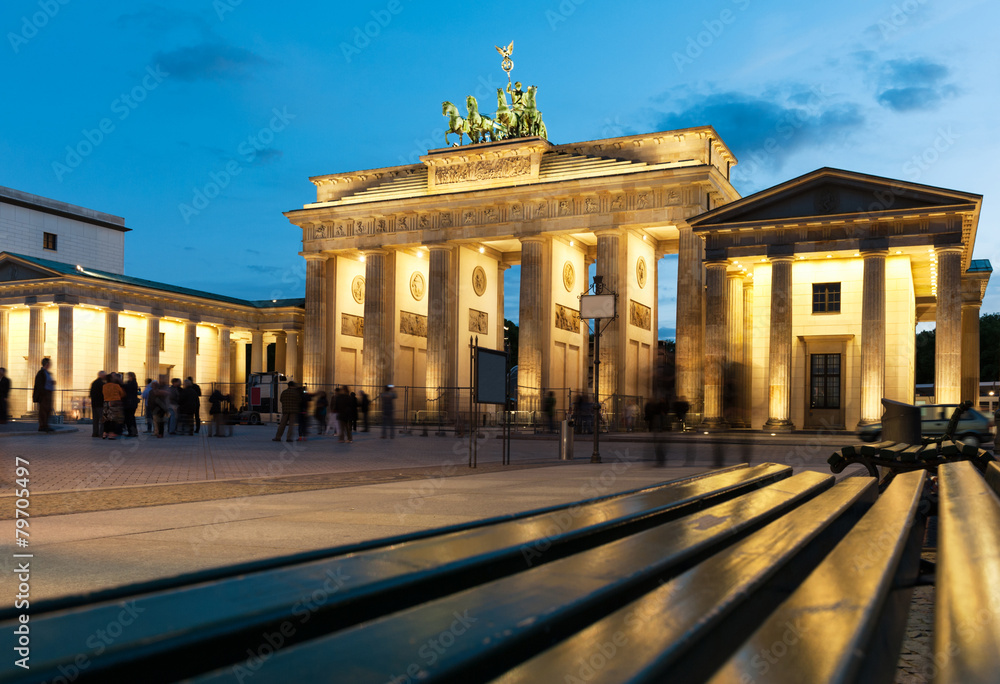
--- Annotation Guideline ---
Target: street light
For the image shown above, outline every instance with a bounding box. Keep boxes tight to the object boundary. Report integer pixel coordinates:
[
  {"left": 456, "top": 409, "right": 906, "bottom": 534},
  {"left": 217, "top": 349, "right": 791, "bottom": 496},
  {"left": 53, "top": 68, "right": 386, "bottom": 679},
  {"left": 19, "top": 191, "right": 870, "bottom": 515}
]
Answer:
[{"left": 580, "top": 275, "right": 617, "bottom": 464}]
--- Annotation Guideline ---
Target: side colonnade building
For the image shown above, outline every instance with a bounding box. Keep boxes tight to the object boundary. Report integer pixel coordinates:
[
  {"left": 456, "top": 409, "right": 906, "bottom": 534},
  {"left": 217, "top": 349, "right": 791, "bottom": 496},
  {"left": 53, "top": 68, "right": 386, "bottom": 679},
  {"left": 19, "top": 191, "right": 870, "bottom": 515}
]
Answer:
[
  {"left": 0, "top": 186, "right": 304, "bottom": 417},
  {"left": 284, "top": 128, "right": 740, "bottom": 416}
]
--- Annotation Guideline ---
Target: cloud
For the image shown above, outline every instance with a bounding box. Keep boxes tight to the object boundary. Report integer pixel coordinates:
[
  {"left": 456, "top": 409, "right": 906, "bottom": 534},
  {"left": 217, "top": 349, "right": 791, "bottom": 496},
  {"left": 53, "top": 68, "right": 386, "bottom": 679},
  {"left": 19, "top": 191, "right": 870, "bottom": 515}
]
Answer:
[
  {"left": 153, "top": 42, "right": 268, "bottom": 81},
  {"left": 250, "top": 148, "right": 283, "bottom": 165},
  {"left": 652, "top": 87, "right": 864, "bottom": 179},
  {"left": 872, "top": 57, "right": 958, "bottom": 112}
]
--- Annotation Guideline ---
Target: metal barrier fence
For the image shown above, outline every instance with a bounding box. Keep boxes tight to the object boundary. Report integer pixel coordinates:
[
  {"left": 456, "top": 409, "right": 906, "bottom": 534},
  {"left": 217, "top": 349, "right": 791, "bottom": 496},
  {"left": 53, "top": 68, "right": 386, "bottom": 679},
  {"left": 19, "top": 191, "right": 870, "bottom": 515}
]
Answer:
[{"left": 2, "top": 384, "right": 655, "bottom": 433}]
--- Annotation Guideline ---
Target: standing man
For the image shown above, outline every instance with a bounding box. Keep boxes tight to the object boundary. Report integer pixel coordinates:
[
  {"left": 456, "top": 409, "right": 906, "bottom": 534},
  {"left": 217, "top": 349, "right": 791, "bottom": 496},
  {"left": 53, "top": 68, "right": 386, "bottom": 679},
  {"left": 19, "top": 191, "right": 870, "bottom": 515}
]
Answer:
[
  {"left": 123, "top": 372, "right": 140, "bottom": 437},
  {"left": 89, "top": 371, "right": 106, "bottom": 438},
  {"left": 543, "top": 391, "right": 557, "bottom": 433},
  {"left": 33, "top": 357, "right": 55, "bottom": 432},
  {"left": 381, "top": 384, "right": 397, "bottom": 439},
  {"left": 359, "top": 390, "right": 370, "bottom": 432},
  {"left": 0, "top": 367, "right": 10, "bottom": 424},
  {"left": 187, "top": 376, "right": 202, "bottom": 434},
  {"left": 272, "top": 380, "right": 300, "bottom": 443},
  {"left": 141, "top": 378, "right": 154, "bottom": 433}
]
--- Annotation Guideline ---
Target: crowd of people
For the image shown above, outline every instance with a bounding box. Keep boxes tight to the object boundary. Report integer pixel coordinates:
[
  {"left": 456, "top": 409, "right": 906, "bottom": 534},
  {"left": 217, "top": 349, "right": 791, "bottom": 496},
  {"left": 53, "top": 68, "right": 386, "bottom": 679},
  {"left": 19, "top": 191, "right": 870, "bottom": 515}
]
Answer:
[{"left": 273, "top": 383, "right": 397, "bottom": 443}]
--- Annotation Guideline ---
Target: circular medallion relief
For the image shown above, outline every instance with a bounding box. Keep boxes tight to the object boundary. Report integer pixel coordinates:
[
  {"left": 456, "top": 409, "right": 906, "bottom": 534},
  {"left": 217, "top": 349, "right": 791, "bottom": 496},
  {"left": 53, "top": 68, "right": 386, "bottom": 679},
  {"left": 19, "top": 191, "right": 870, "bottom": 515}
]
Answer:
[
  {"left": 410, "top": 272, "right": 426, "bottom": 301},
  {"left": 562, "top": 261, "right": 575, "bottom": 292},
  {"left": 636, "top": 257, "right": 648, "bottom": 289},
  {"left": 351, "top": 275, "right": 365, "bottom": 305},
  {"left": 472, "top": 266, "right": 487, "bottom": 297}
]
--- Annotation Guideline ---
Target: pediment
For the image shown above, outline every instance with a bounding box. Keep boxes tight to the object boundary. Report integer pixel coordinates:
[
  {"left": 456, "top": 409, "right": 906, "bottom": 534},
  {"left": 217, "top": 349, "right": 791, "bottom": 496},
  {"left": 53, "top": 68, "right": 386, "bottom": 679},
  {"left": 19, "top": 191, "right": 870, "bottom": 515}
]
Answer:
[
  {"left": 692, "top": 168, "right": 980, "bottom": 228},
  {"left": 0, "top": 256, "right": 63, "bottom": 282}
]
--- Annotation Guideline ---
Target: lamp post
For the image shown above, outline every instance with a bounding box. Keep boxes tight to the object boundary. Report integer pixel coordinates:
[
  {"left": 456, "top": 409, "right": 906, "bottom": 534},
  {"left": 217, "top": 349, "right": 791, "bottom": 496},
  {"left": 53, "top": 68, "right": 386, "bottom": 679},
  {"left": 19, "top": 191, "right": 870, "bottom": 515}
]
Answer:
[{"left": 580, "top": 275, "right": 617, "bottom": 464}]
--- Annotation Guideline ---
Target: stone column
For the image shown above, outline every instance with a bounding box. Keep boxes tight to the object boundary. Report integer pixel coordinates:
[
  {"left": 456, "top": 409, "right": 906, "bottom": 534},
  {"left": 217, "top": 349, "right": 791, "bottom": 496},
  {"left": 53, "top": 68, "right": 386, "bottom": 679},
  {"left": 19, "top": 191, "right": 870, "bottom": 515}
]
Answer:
[
  {"left": 702, "top": 261, "right": 729, "bottom": 427},
  {"left": 726, "top": 270, "right": 745, "bottom": 426},
  {"left": 961, "top": 301, "right": 981, "bottom": 403},
  {"left": 287, "top": 332, "right": 300, "bottom": 381},
  {"left": 594, "top": 230, "right": 622, "bottom": 404},
  {"left": 233, "top": 337, "right": 247, "bottom": 408},
  {"left": 145, "top": 315, "right": 160, "bottom": 382},
  {"left": 183, "top": 321, "right": 198, "bottom": 380},
  {"left": 302, "top": 254, "right": 328, "bottom": 387},
  {"left": 518, "top": 237, "right": 545, "bottom": 412},
  {"left": 56, "top": 304, "right": 73, "bottom": 413},
  {"left": 764, "top": 255, "right": 795, "bottom": 431},
  {"left": 675, "top": 224, "right": 704, "bottom": 413},
  {"left": 741, "top": 278, "right": 754, "bottom": 428},
  {"left": 497, "top": 263, "right": 508, "bottom": 348},
  {"left": 250, "top": 330, "right": 264, "bottom": 374},
  {"left": 217, "top": 327, "right": 231, "bottom": 389},
  {"left": 27, "top": 304, "right": 44, "bottom": 413},
  {"left": 273, "top": 331, "right": 287, "bottom": 375},
  {"left": 427, "top": 245, "right": 455, "bottom": 416},
  {"left": 362, "top": 249, "right": 394, "bottom": 393},
  {"left": 104, "top": 310, "right": 119, "bottom": 374},
  {"left": 858, "top": 248, "right": 887, "bottom": 426},
  {"left": 0, "top": 308, "right": 8, "bottom": 371},
  {"left": 935, "top": 246, "right": 963, "bottom": 404}
]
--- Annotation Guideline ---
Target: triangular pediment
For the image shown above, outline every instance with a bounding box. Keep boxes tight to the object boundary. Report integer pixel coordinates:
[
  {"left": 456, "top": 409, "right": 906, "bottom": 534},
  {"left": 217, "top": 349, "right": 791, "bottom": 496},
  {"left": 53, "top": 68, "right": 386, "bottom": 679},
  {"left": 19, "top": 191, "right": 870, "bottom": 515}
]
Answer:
[
  {"left": 0, "top": 254, "right": 65, "bottom": 282},
  {"left": 691, "top": 168, "right": 981, "bottom": 228}
]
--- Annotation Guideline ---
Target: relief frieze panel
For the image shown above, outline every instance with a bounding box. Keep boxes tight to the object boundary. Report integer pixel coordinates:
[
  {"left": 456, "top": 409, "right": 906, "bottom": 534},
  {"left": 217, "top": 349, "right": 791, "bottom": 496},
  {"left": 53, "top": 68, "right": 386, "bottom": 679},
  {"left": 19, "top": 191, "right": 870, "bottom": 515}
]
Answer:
[
  {"left": 342, "top": 313, "right": 364, "bottom": 338},
  {"left": 555, "top": 304, "right": 581, "bottom": 333},
  {"left": 435, "top": 156, "right": 531, "bottom": 185},
  {"left": 629, "top": 300, "right": 651, "bottom": 331},
  {"left": 400, "top": 311, "right": 427, "bottom": 338}
]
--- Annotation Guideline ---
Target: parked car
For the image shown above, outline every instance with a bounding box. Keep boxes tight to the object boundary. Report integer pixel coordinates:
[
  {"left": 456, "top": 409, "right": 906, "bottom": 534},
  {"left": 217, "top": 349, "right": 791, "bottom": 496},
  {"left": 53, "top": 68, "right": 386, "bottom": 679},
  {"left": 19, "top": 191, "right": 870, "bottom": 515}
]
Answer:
[{"left": 857, "top": 403, "right": 996, "bottom": 446}]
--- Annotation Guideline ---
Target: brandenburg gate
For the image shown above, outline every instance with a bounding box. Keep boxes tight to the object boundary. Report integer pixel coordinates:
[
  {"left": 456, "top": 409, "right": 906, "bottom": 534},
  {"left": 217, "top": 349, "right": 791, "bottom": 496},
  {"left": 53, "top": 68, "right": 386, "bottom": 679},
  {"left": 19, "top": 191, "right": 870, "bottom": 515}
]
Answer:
[{"left": 284, "top": 126, "right": 738, "bottom": 415}]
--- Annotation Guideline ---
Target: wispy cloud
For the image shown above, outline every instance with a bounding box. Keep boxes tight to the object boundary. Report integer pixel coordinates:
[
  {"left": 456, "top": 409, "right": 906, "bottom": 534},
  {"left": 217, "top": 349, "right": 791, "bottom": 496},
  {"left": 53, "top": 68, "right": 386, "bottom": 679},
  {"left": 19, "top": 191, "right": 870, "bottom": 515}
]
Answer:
[
  {"left": 153, "top": 42, "right": 268, "bottom": 81},
  {"left": 874, "top": 57, "right": 958, "bottom": 111}
]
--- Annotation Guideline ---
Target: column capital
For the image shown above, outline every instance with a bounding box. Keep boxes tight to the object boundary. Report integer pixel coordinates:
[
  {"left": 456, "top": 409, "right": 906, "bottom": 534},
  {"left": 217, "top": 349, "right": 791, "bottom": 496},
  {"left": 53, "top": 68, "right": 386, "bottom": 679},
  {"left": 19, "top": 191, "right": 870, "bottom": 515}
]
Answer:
[
  {"left": 362, "top": 248, "right": 390, "bottom": 257},
  {"left": 301, "top": 251, "right": 329, "bottom": 261},
  {"left": 706, "top": 259, "right": 730, "bottom": 269},
  {"left": 859, "top": 247, "right": 889, "bottom": 258},
  {"left": 935, "top": 244, "right": 964, "bottom": 256},
  {"left": 427, "top": 243, "right": 455, "bottom": 252},
  {"left": 767, "top": 254, "right": 796, "bottom": 264},
  {"left": 961, "top": 300, "right": 982, "bottom": 310},
  {"left": 592, "top": 227, "right": 621, "bottom": 239},
  {"left": 519, "top": 235, "right": 548, "bottom": 246}
]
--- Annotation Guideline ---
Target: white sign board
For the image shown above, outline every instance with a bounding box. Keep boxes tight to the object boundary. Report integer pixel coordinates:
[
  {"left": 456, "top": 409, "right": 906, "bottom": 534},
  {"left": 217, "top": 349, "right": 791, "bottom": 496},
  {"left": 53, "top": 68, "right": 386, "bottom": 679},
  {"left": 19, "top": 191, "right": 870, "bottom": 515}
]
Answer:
[{"left": 580, "top": 293, "right": 616, "bottom": 319}]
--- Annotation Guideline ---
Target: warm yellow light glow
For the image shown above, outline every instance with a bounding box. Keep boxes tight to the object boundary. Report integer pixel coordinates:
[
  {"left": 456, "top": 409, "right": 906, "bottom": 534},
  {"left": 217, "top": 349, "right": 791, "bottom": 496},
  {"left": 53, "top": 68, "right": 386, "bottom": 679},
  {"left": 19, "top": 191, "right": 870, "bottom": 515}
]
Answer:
[
  {"left": 359, "top": 255, "right": 366, "bottom": 263},
  {"left": 826, "top": 254, "right": 832, "bottom": 258},
  {"left": 642, "top": 235, "right": 647, "bottom": 241},
  {"left": 895, "top": 250, "right": 902, "bottom": 254},
  {"left": 798, "top": 256, "right": 805, "bottom": 260},
  {"left": 854, "top": 253, "right": 860, "bottom": 257},
  {"left": 569, "top": 240, "right": 574, "bottom": 247},
  {"left": 479, "top": 246, "right": 485, "bottom": 254}
]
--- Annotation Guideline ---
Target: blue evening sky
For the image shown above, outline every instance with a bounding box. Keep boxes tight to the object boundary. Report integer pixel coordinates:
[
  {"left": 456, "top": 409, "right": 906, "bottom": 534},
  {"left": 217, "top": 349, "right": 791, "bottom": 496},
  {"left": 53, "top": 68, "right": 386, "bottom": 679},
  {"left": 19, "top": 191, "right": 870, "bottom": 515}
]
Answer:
[{"left": 2, "top": 0, "right": 997, "bottom": 339}]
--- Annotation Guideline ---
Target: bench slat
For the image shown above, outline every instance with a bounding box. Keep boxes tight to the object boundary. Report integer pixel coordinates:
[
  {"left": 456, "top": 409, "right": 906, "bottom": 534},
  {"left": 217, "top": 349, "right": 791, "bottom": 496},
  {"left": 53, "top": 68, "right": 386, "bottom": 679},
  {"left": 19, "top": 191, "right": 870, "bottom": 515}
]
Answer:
[
  {"left": 0, "top": 464, "right": 792, "bottom": 684},
  {"left": 935, "top": 461, "right": 1000, "bottom": 684},
  {"left": 188, "top": 472, "right": 835, "bottom": 684},
  {"left": 488, "top": 478, "right": 877, "bottom": 684},
  {"left": 706, "top": 470, "right": 926, "bottom": 684},
  {"left": 987, "top": 461, "right": 1000, "bottom": 497}
]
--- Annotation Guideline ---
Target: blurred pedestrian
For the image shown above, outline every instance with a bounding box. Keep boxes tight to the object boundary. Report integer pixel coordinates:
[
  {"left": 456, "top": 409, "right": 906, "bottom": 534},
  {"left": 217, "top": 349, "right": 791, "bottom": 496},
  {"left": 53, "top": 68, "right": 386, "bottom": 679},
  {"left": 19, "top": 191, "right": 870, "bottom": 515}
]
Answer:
[
  {"left": 178, "top": 378, "right": 199, "bottom": 435},
  {"left": 624, "top": 400, "right": 639, "bottom": 433},
  {"left": 314, "top": 391, "right": 328, "bottom": 436},
  {"left": 359, "top": 390, "right": 370, "bottom": 432},
  {"left": 381, "top": 384, "right": 397, "bottom": 439},
  {"left": 349, "top": 391, "right": 359, "bottom": 432},
  {"left": 123, "top": 372, "right": 140, "bottom": 437},
  {"left": 187, "top": 377, "right": 202, "bottom": 434},
  {"left": 33, "top": 357, "right": 55, "bottom": 432},
  {"left": 101, "top": 373, "right": 125, "bottom": 439},
  {"left": 0, "top": 367, "right": 9, "bottom": 424},
  {"left": 672, "top": 396, "right": 690, "bottom": 432},
  {"left": 273, "top": 380, "right": 300, "bottom": 442},
  {"left": 151, "top": 378, "right": 170, "bottom": 439},
  {"left": 167, "top": 378, "right": 181, "bottom": 434},
  {"left": 335, "top": 386, "right": 354, "bottom": 443},
  {"left": 298, "top": 385, "right": 312, "bottom": 441},
  {"left": 543, "top": 391, "right": 556, "bottom": 433},
  {"left": 209, "top": 388, "right": 229, "bottom": 437},
  {"left": 141, "top": 378, "right": 154, "bottom": 433},
  {"left": 89, "top": 370, "right": 106, "bottom": 438}
]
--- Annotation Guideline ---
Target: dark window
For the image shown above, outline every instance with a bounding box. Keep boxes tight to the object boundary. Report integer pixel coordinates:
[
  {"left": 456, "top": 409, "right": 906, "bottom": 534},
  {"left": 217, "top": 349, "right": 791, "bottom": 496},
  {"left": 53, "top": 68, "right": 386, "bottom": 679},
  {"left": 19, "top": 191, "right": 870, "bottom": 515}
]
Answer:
[
  {"left": 118, "top": 327, "right": 126, "bottom": 347},
  {"left": 812, "top": 282, "right": 841, "bottom": 313},
  {"left": 196, "top": 336, "right": 200, "bottom": 355},
  {"left": 43, "top": 232, "right": 57, "bottom": 250},
  {"left": 159, "top": 332, "right": 166, "bottom": 351},
  {"left": 810, "top": 354, "right": 841, "bottom": 409}
]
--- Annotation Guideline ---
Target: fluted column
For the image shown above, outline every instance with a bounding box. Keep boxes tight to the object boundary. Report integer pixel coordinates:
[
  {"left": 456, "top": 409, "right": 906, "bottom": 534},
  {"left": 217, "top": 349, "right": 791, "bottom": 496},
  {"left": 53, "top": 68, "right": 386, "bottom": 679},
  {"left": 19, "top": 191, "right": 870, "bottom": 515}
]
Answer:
[
  {"left": 104, "top": 310, "right": 119, "bottom": 374},
  {"left": 273, "top": 331, "right": 287, "bottom": 375},
  {"left": 145, "top": 315, "right": 161, "bottom": 382},
  {"left": 56, "top": 304, "right": 73, "bottom": 413},
  {"left": 935, "top": 246, "right": 963, "bottom": 404},
  {"left": 961, "top": 301, "right": 981, "bottom": 403},
  {"left": 303, "top": 254, "right": 328, "bottom": 387},
  {"left": 676, "top": 224, "right": 704, "bottom": 412},
  {"left": 858, "top": 248, "right": 888, "bottom": 426},
  {"left": 250, "top": 330, "right": 264, "bottom": 374},
  {"left": 427, "top": 245, "right": 455, "bottom": 415},
  {"left": 764, "top": 255, "right": 795, "bottom": 431},
  {"left": 287, "top": 332, "right": 300, "bottom": 381},
  {"left": 27, "top": 304, "right": 44, "bottom": 413},
  {"left": 518, "top": 237, "right": 545, "bottom": 412},
  {"left": 497, "top": 263, "right": 508, "bottom": 347},
  {"left": 362, "top": 249, "right": 394, "bottom": 392},
  {"left": 702, "top": 261, "right": 729, "bottom": 427},
  {"left": 726, "top": 270, "right": 745, "bottom": 426},
  {"left": 0, "top": 308, "right": 8, "bottom": 371},
  {"left": 741, "top": 278, "right": 754, "bottom": 428},
  {"left": 595, "top": 230, "right": 622, "bottom": 404},
  {"left": 183, "top": 321, "right": 198, "bottom": 380},
  {"left": 217, "top": 327, "right": 231, "bottom": 388}
]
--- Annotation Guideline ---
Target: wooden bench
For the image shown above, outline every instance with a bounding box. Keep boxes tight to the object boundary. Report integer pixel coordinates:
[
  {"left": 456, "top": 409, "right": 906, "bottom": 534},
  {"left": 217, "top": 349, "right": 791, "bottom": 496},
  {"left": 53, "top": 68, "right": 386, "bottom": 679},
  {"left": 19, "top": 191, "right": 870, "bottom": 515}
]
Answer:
[{"left": 2, "top": 461, "right": 999, "bottom": 684}]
